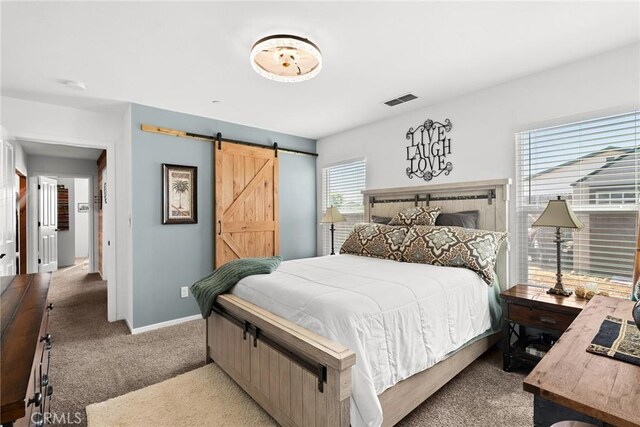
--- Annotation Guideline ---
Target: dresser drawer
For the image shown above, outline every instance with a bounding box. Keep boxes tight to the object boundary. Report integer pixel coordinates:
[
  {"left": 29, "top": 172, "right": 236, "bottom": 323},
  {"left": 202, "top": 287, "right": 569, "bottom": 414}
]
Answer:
[
  {"left": 508, "top": 303, "right": 576, "bottom": 332},
  {"left": 40, "top": 351, "right": 53, "bottom": 418},
  {"left": 16, "top": 365, "right": 42, "bottom": 427}
]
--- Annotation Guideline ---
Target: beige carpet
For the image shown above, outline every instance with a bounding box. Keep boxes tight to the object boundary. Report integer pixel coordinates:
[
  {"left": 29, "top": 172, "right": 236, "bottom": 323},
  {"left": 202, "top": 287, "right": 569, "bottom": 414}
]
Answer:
[
  {"left": 49, "top": 259, "right": 533, "bottom": 427},
  {"left": 397, "top": 349, "right": 532, "bottom": 426},
  {"left": 48, "top": 260, "right": 206, "bottom": 427},
  {"left": 86, "top": 364, "right": 277, "bottom": 427},
  {"left": 85, "top": 351, "right": 532, "bottom": 427}
]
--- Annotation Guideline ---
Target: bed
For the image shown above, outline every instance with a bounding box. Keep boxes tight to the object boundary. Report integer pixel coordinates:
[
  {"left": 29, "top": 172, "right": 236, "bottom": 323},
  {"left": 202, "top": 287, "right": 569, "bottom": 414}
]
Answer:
[{"left": 206, "top": 179, "right": 510, "bottom": 427}]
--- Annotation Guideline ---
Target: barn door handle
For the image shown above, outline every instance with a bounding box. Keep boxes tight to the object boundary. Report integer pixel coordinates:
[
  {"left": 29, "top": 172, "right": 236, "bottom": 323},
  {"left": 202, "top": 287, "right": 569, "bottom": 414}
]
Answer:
[
  {"left": 218, "top": 221, "right": 222, "bottom": 235},
  {"left": 0, "top": 253, "right": 5, "bottom": 259}
]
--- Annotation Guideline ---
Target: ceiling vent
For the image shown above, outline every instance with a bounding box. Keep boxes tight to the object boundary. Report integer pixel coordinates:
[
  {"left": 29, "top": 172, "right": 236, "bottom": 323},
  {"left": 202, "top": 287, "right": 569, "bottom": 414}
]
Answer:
[{"left": 383, "top": 93, "right": 418, "bottom": 106}]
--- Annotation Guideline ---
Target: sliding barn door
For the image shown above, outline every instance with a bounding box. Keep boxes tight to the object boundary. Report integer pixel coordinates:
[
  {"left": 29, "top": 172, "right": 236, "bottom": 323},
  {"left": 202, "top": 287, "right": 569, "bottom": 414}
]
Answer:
[{"left": 215, "top": 142, "right": 279, "bottom": 267}]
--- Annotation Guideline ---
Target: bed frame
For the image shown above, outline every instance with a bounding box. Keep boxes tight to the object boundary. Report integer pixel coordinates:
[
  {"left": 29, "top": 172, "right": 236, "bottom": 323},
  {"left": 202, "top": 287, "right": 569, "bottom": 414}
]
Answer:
[{"left": 206, "top": 179, "right": 511, "bottom": 426}]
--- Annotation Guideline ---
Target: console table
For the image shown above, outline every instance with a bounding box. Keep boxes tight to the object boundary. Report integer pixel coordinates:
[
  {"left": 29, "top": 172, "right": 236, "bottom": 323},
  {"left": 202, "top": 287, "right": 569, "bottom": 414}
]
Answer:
[{"left": 524, "top": 295, "right": 640, "bottom": 427}]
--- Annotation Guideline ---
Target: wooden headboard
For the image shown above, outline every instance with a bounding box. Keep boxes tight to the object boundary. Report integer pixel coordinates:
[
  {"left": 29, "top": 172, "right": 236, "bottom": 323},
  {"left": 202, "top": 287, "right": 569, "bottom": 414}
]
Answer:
[{"left": 362, "top": 179, "right": 511, "bottom": 289}]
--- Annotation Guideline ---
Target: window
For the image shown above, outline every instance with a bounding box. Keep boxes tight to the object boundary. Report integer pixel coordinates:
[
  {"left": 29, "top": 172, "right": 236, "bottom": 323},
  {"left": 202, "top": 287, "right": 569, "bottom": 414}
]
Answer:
[
  {"left": 593, "top": 191, "right": 636, "bottom": 205},
  {"left": 321, "top": 160, "right": 366, "bottom": 256},
  {"left": 516, "top": 111, "right": 639, "bottom": 298}
]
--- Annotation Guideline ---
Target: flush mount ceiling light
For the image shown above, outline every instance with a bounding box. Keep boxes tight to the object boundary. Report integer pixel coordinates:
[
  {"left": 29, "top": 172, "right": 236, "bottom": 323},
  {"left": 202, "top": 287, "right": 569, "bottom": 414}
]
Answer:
[{"left": 250, "top": 34, "right": 322, "bottom": 83}]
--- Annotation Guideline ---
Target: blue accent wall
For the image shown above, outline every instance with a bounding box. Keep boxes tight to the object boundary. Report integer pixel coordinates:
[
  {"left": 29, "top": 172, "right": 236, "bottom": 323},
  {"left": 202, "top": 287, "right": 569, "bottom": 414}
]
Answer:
[{"left": 131, "top": 104, "right": 316, "bottom": 328}]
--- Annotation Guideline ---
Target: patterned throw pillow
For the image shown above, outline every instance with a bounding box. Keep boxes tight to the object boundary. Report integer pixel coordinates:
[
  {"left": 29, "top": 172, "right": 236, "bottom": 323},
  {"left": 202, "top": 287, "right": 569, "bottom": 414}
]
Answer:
[
  {"left": 340, "top": 223, "right": 410, "bottom": 261},
  {"left": 388, "top": 206, "right": 442, "bottom": 226},
  {"left": 400, "top": 225, "right": 508, "bottom": 285}
]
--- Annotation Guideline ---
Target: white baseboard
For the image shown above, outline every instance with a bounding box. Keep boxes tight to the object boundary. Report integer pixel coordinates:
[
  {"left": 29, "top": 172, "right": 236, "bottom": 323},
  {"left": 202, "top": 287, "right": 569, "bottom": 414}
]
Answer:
[
  {"left": 128, "top": 314, "right": 202, "bottom": 335},
  {"left": 125, "top": 318, "right": 134, "bottom": 333}
]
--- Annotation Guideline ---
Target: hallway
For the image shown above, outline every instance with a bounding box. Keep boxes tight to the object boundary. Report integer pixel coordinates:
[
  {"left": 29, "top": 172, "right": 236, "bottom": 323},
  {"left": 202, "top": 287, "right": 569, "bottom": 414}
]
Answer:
[{"left": 47, "top": 260, "right": 205, "bottom": 426}]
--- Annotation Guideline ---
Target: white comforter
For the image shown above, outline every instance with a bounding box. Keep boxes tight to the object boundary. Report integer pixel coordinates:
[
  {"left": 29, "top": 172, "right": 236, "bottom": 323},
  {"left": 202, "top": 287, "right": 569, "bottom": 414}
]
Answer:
[{"left": 230, "top": 254, "right": 494, "bottom": 427}]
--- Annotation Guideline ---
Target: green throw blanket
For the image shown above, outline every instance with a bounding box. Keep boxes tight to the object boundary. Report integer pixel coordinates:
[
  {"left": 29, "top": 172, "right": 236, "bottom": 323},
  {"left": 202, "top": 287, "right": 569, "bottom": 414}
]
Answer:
[{"left": 191, "top": 256, "right": 282, "bottom": 318}]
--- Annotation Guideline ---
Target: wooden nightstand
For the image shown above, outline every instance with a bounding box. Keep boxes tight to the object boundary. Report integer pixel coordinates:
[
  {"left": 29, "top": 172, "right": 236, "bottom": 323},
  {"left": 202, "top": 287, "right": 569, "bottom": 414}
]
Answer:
[{"left": 500, "top": 284, "right": 589, "bottom": 372}]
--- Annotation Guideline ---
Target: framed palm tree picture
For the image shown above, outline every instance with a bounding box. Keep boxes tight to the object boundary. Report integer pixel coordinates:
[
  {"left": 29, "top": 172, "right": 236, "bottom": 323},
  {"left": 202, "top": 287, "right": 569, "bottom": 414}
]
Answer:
[{"left": 162, "top": 163, "right": 198, "bottom": 224}]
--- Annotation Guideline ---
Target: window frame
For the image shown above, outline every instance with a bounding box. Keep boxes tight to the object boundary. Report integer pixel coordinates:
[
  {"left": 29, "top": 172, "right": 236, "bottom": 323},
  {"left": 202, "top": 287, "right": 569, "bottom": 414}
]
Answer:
[
  {"left": 320, "top": 159, "right": 366, "bottom": 256},
  {"left": 515, "top": 111, "right": 639, "bottom": 296}
]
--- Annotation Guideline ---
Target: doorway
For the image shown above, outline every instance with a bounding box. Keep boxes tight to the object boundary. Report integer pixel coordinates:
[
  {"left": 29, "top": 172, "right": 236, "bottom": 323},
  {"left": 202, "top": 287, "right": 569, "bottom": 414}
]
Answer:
[
  {"left": 53, "top": 177, "right": 92, "bottom": 270},
  {"left": 97, "top": 150, "right": 106, "bottom": 277},
  {"left": 12, "top": 136, "right": 117, "bottom": 321},
  {"left": 74, "top": 178, "right": 91, "bottom": 268}
]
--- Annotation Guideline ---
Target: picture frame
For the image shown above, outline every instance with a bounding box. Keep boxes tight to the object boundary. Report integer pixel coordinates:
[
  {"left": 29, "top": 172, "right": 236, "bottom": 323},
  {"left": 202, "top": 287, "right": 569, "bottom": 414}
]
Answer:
[
  {"left": 162, "top": 163, "right": 198, "bottom": 224},
  {"left": 77, "top": 202, "right": 89, "bottom": 213}
]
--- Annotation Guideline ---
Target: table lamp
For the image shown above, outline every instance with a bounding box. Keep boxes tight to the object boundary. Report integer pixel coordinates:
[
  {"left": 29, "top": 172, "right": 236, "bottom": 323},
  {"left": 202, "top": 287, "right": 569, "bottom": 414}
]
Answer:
[
  {"left": 532, "top": 196, "right": 584, "bottom": 296},
  {"left": 320, "top": 206, "right": 346, "bottom": 255}
]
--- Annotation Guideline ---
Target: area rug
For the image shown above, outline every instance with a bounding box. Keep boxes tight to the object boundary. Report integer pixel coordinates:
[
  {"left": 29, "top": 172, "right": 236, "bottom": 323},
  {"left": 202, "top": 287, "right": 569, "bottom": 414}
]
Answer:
[{"left": 86, "top": 363, "right": 276, "bottom": 427}]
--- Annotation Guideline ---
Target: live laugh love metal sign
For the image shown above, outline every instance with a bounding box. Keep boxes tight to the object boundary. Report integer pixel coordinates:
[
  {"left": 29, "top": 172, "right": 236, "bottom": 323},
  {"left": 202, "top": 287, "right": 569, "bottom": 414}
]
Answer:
[{"left": 405, "top": 119, "right": 453, "bottom": 181}]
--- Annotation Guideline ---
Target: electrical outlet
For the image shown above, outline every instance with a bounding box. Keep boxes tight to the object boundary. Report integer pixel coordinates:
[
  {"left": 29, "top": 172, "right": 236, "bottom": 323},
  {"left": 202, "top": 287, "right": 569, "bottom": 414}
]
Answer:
[{"left": 181, "top": 286, "right": 189, "bottom": 298}]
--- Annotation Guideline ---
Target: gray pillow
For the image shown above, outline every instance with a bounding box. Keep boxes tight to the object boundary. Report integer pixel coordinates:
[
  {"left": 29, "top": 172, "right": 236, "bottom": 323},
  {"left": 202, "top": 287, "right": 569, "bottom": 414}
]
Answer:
[
  {"left": 435, "top": 210, "right": 479, "bottom": 229},
  {"left": 372, "top": 215, "right": 392, "bottom": 225}
]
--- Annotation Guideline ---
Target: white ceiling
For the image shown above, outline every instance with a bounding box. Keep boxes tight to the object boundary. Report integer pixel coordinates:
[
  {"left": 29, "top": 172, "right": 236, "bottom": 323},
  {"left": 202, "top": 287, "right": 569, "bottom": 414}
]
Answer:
[
  {"left": 2, "top": 2, "right": 639, "bottom": 140},
  {"left": 19, "top": 139, "right": 103, "bottom": 160}
]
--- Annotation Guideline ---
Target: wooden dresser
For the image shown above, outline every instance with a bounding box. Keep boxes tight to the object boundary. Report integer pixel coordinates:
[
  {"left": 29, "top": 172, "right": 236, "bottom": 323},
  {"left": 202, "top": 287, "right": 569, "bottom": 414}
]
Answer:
[{"left": 1, "top": 273, "right": 53, "bottom": 427}]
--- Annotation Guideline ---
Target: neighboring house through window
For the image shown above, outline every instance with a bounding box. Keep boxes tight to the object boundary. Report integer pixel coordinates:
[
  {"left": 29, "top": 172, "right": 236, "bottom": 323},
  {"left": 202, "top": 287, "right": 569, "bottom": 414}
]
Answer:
[
  {"left": 321, "top": 160, "right": 366, "bottom": 256},
  {"left": 516, "top": 111, "right": 639, "bottom": 297}
]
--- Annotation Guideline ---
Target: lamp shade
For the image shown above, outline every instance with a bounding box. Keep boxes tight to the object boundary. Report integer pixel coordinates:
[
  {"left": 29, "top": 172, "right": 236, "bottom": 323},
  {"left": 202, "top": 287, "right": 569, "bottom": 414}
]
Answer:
[
  {"left": 320, "top": 206, "right": 346, "bottom": 224},
  {"left": 532, "top": 197, "right": 584, "bottom": 229}
]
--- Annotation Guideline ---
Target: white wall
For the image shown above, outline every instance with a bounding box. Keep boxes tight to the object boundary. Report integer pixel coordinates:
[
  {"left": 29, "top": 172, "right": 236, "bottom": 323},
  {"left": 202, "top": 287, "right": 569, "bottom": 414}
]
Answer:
[
  {"left": 317, "top": 44, "right": 640, "bottom": 285},
  {"left": 56, "top": 177, "right": 76, "bottom": 267},
  {"left": 2, "top": 97, "right": 122, "bottom": 144},
  {"left": 1, "top": 96, "right": 128, "bottom": 324},
  {"left": 74, "top": 178, "right": 90, "bottom": 258}
]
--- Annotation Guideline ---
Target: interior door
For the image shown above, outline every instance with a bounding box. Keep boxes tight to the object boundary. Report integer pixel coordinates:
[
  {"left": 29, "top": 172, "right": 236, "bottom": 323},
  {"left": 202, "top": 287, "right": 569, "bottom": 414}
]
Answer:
[
  {"left": 38, "top": 176, "right": 58, "bottom": 273},
  {"left": 97, "top": 150, "right": 106, "bottom": 276},
  {"left": 0, "top": 138, "right": 16, "bottom": 276},
  {"left": 215, "top": 142, "right": 279, "bottom": 267}
]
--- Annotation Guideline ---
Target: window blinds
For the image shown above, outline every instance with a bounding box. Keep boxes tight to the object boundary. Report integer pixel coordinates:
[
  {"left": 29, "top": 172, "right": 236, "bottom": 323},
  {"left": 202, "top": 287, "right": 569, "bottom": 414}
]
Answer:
[
  {"left": 321, "top": 160, "right": 366, "bottom": 256},
  {"left": 516, "top": 111, "right": 639, "bottom": 295}
]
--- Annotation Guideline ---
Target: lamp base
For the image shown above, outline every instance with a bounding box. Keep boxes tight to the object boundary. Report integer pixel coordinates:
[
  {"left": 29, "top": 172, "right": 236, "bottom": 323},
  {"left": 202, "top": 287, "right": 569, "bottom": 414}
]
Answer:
[
  {"left": 330, "top": 223, "right": 335, "bottom": 255},
  {"left": 547, "top": 287, "right": 573, "bottom": 297}
]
